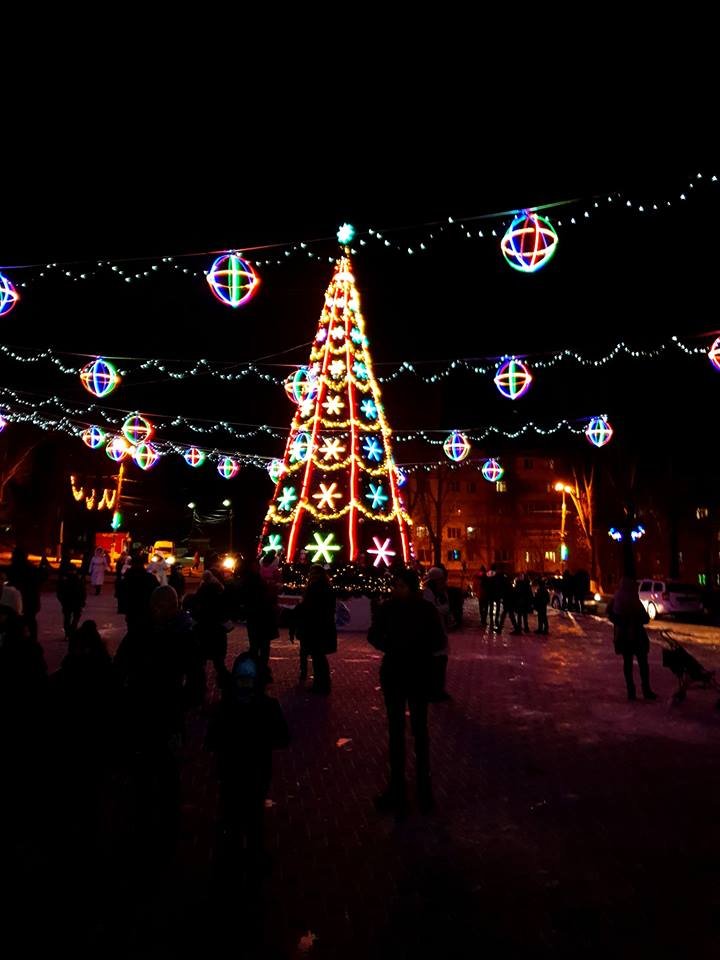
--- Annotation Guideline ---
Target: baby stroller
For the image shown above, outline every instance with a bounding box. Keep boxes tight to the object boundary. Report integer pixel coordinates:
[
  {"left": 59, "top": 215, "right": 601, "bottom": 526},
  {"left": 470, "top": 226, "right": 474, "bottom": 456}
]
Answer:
[{"left": 658, "top": 631, "right": 720, "bottom": 707}]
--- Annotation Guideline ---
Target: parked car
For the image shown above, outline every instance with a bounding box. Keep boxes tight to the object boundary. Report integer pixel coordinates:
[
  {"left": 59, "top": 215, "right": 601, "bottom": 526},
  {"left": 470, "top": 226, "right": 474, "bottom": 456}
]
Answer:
[{"left": 637, "top": 580, "right": 705, "bottom": 620}]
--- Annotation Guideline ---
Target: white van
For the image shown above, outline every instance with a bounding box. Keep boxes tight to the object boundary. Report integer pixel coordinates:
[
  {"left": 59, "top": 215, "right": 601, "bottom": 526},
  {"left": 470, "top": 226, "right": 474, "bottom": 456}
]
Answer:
[{"left": 637, "top": 580, "right": 704, "bottom": 620}]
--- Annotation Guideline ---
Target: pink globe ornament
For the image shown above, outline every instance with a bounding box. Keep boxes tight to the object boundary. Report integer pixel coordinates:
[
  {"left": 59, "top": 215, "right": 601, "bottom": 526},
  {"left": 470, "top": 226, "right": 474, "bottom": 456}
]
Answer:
[
  {"left": 122, "top": 414, "right": 154, "bottom": 446},
  {"left": 81, "top": 425, "right": 106, "bottom": 449},
  {"left": 0, "top": 273, "right": 19, "bottom": 316},
  {"left": 217, "top": 456, "right": 240, "bottom": 480},
  {"left": 482, "top": 458, "right": 504, "bottom": 483},
  {"left": 494, "top": 358, "right": 532, "bottom": 399},
  {"left": 443, "top": 431, "right": 471, "bottom": 462},
  {"left": 134, "top": 442, "right": 160, "bottom": 470},
  {"left": 585, "top": 416, "right": 614, "bottom": 448},
  {"left": 501, "top": 211, "right": 558, "bottom": 273},
  {"left": 708, "top": 337, "right": 720, "bottom": 372},
  {"left": 206, "top": 254, "right": 260, "bottom": 307}
]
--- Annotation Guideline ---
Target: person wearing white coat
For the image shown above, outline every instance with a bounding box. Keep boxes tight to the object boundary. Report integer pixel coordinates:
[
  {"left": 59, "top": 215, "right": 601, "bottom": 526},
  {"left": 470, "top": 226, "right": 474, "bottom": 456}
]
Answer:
[{"left": 89, "top": 548, "right": 110, "bottom": 596}]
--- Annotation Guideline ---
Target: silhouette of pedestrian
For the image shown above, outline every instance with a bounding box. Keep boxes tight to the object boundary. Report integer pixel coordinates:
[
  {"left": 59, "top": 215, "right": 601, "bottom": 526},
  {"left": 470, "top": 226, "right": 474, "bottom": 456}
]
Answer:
[
  {"left": 89, "top": 547, "right": 109, "bottom": 596},
  {"left": 368, "top": 569, "right": 446, "bottom": 816},
  {"left": 607, "top": 577, "right": 657, "bottom": 701},
  {"left": 56, "top": 552, "right": 86, "bottom": 638},
  {"left": 239, "top": 559, "right": 279, "bottom": 671},
  {"left": 495, "top": 572, "right": 520, "bottom": 634},
  {"left": 533, "top": 578, "right": 550, "bottom": 634},
  {"left": 514, "top": 573, "right": 533, "bottom": 633},
  {"left": 7, "top": 547, "right": 42, "bottom": 643},
  {"left": 206, "top": 653, "right": 289, "bottom": 874},
  {"left": 473, "top": 566, "right": 491, "bottom": 630},
  {"left": 290, "top": 565, "right": 336, "bottom": 694}
]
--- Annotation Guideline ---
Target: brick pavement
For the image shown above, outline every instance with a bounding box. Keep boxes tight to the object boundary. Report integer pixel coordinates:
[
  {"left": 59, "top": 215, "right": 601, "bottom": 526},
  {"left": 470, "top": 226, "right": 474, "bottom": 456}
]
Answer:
[{"left": 27, "top": 595, "right": 720, "bottom": 957}]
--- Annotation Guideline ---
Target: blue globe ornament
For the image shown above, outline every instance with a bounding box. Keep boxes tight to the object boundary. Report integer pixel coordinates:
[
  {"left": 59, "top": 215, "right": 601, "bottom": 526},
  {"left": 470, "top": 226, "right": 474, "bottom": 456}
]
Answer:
[
  {"left": 207, "top": 254, "right": 260, "bottom": 308},
  {"left": 585, "top": 416, "right": 613, "bottom": 448},
  {"left": 482, "top": 458, "right": 504, "bottom": 483},
  {"left": 0, "top": 272, "right": 19, "bottom": 316}
]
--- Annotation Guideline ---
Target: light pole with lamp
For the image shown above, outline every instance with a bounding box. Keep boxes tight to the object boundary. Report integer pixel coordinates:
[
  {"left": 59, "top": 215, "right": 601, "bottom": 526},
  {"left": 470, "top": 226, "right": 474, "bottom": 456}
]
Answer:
[
  {"left": 222, "top": 499, "right": 233, "bottom": 553},
  {"left": 554, "top": 482, "right": 573, "bottom": 569}
]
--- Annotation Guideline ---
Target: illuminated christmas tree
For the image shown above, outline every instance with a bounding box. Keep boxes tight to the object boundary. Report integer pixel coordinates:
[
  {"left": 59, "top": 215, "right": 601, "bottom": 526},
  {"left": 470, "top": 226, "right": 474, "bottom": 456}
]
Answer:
[{"left": 260, "top": 241, "right": 412, "bottom": 569}]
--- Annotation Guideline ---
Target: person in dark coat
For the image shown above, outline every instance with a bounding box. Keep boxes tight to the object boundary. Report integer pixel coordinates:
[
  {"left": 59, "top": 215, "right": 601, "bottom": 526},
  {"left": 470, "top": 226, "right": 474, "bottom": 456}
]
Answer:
[
  {"left": 562, "top": 569, "right": 576, "bottom": 611},
  {"left": 369, "top": 569, "right": 446, "bottom": 815},
  {"left": 473, "top": 566, "right": 491, "bottom": 630},
  {"left": 206, "top": 653, "right": 289, "bottom": 871},
  {"left": 239, "top": 559, "right": 279, "bottom": 670},
  {"left": 114, "top": 586, "right": 204, "bottom": 857},
  {"left": 56, "top": 554, "right": 86, "bottom": 638},
  {"left": 533, "top": 578, "right": 550, "bottom": 634},
  {"left": 188, "top": 570, "right": 229, "bottom": 680},
  {"left": 117, "top": 554, "right": 158, "bottom": 628},
  {"left": 7, "top": 547, "right": 42, "bottom": 643},
  {"left": 606, "top": 577, "right": 657, "bottom": 701},
  {"left": 513, "top": 573, "right": 533, "bottom": 633},
  {"left": 167, "top": 563, "right": 185, "bottom": 601},
  {"left": 290, "top": 564, "right": 336, "bottom": 694},
  {"left": 495, "top": 572, "right": 519, "bottom": 634}
]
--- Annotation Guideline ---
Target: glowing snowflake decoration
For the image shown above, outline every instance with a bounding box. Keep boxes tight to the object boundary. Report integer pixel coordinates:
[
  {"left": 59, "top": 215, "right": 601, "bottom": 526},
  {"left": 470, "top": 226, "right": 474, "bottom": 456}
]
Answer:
[
  {"left": 350, "top": 327, "right": 363, "bottom": 344},
  {"left": 306, "top": 531, "right": 341, "bottom": 563},
  {"left": 337, "top": 222, "right": 356, "bottom": 245},
  {"left": 323, "top": 395, "right": 345, "bottom": 416},
  {"left": 329, "top": 359, "right": 346, "bottom": 379},
  {"left": 367, "top": 537, "right": 396, "bottom": 567},
  {"left": 366, "top": 483, "right": 388, "bottom": 510},
  {"left": 353, "top": 360, "right": 368, "bottom": 379},
  {"left": 316, "top": 327, "right": 328, "bottom": 343},
  {"left": 319, "top": 437, "right": 346, "bottom": 461},
  {"left": 331, "top": 325, "right": 346, "bottom": 341},
  {"left": 360, "top": 398, "right": 378, "bottom": 419},
  {"left": 313, "top": 482, "right": 342, "bottom": 510},
  {"left": 299, "top": 397, "right": 315, "bottom": 418},
  {"left": 277, "top": 486, "right": 298, "bottom": 511},
  {"left": 263, "top": 534, "right": 283, "bottom": 554},
  {"left": 363, "top": 437, "right": 383, "bottom": 462}
]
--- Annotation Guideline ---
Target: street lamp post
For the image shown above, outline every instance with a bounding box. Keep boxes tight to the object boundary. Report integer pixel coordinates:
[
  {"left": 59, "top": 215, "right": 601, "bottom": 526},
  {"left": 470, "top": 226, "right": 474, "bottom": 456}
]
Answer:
[
  {"left": 554, "top": 482, "right": 573, "bottom": 569},
  {"left": 222, "top": 499, "right": 233, "bottom": 553}
]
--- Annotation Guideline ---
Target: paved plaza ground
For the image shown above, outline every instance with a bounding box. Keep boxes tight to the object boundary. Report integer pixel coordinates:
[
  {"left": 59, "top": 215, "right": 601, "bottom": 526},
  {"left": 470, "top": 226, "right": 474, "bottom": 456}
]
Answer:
[{"left": 7, "top": 590, "right": 720, "bottom": 958}]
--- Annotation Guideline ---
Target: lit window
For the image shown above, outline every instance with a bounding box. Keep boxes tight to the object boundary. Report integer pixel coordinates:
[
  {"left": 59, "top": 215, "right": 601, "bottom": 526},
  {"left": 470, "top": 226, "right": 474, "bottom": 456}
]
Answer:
[
  {"left": 447, "top": 526, "right": 462, "bottom": 539},
  {"left": 544, "top": 550, "right": 556, "bottom": 562},
  {"left": 416, "top": 525, "right": 428, "bottom": 539},
  {"left": 496, "top": 481, "right": 507, "bottom": 493},
  {"left": 697, "top": 507, "right": 709, "bottom": 519},
  {"left": 466, "top": 526, "right": 476, "bottom": 539}
]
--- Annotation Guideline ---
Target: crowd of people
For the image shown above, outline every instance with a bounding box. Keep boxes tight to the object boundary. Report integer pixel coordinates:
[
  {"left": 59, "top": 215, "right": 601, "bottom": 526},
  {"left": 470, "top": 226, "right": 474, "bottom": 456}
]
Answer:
[{"left": 0, "top": 544, "right": 655, "bottom": 910}]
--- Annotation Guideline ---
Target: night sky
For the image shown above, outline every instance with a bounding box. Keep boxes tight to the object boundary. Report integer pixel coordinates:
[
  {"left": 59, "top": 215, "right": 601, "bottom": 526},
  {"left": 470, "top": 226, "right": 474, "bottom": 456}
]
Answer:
[{"left": 2, "top": 111, "right": 717, "bottom": 553}]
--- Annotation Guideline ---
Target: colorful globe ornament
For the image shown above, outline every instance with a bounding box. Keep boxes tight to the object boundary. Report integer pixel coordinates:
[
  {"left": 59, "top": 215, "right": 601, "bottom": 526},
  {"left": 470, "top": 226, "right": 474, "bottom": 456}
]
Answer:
[
  {"left": 0, "top": 415, "right": 7, "bottom": 433},
  {"left": 494, "top": 358, "right": 533, "bottom": 399},
  {"left": 482, "top": 458, "right": 504, "bottom": 483},
  {"left": 585, "top": 416, "right": 614, "bottom": 448},
  {"left": 0, "top": 273, "right": 19, "bottom": 316},
  {"left": 122, "top": 414, "right": 154, "bottom": 446},
  {"left": 106, "top": 436, "right": 130, "bottom": 461},
  {"left": 184, "top": 447, "right": 206, "bottom": 468},
  {"left": 500, "top": 210, "right": 559, "bottom": 273},
  {"left": 81, "top": 425, "right": 106, "bottom": 449},
  {"left": 284, "top": 367, "right": 318, "bottom": 405},
  {"left": 217, "top": 456, "right": 240, "bottom": 480},
  {"left": 443, "top": 431, "right": 471, "bottom": 462},
  {"left": 206, "top": 253, "right": 260, "bottom": 308},
  {"left": 133, "top": 442, "right": 159, "bottom": 470},
  {"left": 80, "top": 358, "right": 121, "bottom": 398},
  {"left": 708, "top": 337, "right": 720, "bottom": 372},
  {"left": 268, "top": 459, "right": 287, "bottom": 483}
]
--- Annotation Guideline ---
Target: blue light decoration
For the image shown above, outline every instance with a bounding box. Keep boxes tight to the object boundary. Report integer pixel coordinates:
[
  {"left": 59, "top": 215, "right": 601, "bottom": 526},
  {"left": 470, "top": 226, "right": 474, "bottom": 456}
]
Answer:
[
  {"left": 443, "top": 431, "right": 471, "bottom": 462},
  {"left": 361, "top": 398, "right": 378, "bottom": 419},
  {"left": 585, "top": 415, "right": 614, "bottom": 448},
  {"left": 363, "top": 436, "right": 383, "bottom": 462},
  {"left": 206, "top": 253, "right": 260, "bottom": 308},
  {"left": 337, "top": 223, "right": 356, "bottom": 245},
  {"left": 263, "top": 534, "right": 283, "bottom": 554},
  {"left": 481, "top": 458, "right": 504, "bottom": 482},
  {"left": 395, "top": 467, "right": 407, "bottom": 488},
  {"left": 0, "top": 415, "right": 6, "bottom": 433},
  {"left": 217, "top": 456, "right": 240, "bottom": 479},
  {"left": 494, "top": 357, "right": 532, "bottom": 399},
  {"left": 608, "top": 525, "right": 646, "bottom": 542},
  {"left": 111, "top": 510, "right": 123, "bottom": 531},
  {"left": 500, "top": 210, "right": 559, "bottom": 273},
  {"left": 560, "top": 543, "right": 569, "bottom": 562},
  {"left": 353, "top": 360, "right": 369, "bottom": 380},
  {"left": 80, "top": 358, "right": 121, "bottom": 398},
  {"left": 366, "top": 483, "right": 388, "bottom": 510},
  {"left": 277, "top": 486, "right": 298, "bottom": 511},
  {"left": 284, "top": 367, "right": 318, "bottom": 404},
  {"left": 184, "top": 447, "right": 206, "bottom": 468},
  {"left": 0, "top": 272, "right": 19, "bottom": 316},
  {"left": 290, "top": 432, "right": 313, "bottom": 463},
  {"left": 81, "top": 425, "right": 106, "bottom": 449}
]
